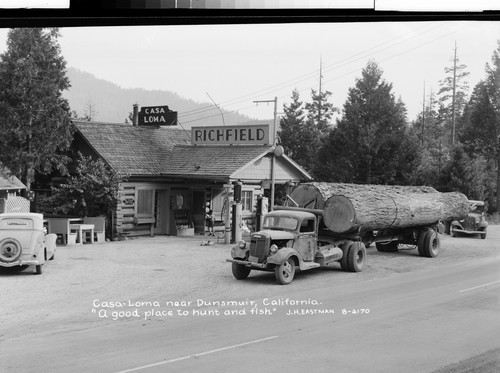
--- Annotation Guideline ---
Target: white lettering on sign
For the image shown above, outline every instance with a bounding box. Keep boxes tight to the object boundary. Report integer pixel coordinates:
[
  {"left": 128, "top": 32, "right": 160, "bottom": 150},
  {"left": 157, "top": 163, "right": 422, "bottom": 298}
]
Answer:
[
  {"left": 144, "top": 107, "right": 166, "bottom": 114},
  {"left": 143, "top": 116, "right": 166, "bottom": 123},
  {"left": 191, "top": 125, "right": 270, "bottom": 145}
]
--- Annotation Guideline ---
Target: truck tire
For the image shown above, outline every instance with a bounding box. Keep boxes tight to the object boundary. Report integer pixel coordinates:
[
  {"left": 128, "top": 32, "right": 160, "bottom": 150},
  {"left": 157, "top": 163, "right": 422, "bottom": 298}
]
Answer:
[
  {"left": 275, "top": 257, "right": 296, "bottom": 285},
  {"left": 231, "top": 262, "right": 251, "bottom": 280},
  {"left": 418, "top": 229, "right": 439, "bottom": 258},
  {"left": 376, "top": 241, "right": 398, "bottom": 252},
  {"left": 346, "top": 242, "right": 366, "bottom": 272},
  {"left": 480, "top": 228, "right": 487, "bottom": 240},
  {"left": 339, "top": 241, "right": 353, "bottom": 271},
  {"left": 35, "top": 264, "right": 43, "bottom": 275}
]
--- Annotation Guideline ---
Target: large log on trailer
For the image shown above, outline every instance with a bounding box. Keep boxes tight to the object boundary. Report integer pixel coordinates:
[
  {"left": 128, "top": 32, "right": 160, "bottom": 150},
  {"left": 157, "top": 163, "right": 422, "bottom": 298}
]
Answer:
[
  {"left": 287, "top": 182, "right": 438, "bottom": 210},
  {"left": 322, "top": 190, "right": 470, "bottom": 234}
]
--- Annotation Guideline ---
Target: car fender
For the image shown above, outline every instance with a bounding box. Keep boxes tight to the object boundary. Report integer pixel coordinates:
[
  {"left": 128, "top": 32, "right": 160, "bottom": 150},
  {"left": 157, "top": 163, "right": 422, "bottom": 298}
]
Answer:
[
  {"left": 451, "top": 220, "right": 464, "bottom": 230},
  {"left": 267, "top": 247, "right": 299, "bottom": 265},
  {"left": 44, "top": 233, "right": 57, "bottom": 260}
]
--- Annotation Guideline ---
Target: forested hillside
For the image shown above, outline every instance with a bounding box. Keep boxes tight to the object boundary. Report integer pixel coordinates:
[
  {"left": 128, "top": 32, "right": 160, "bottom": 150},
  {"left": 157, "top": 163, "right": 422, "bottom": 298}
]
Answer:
[{"left": 64, "top": 67, "right": 256, "bottom": 128}]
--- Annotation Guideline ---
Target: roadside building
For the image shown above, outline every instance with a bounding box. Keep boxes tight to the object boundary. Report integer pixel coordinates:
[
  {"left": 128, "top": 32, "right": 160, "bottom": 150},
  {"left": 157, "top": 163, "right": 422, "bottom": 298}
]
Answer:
[
  {"left": 71, "top": 119, "right": 312, "bottom": 238},
  {"left": 0, "top": 163, "right": 29, "bottom": 213}
]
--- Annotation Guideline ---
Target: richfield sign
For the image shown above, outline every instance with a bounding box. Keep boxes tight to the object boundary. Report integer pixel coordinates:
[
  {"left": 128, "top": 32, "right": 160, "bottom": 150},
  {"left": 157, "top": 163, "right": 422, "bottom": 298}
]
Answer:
[
  {"left": 191, "top": 125, "right": 270, "bottom": 145},
  {"left": 138, "top": 105, "right": 177, "bottom": 126}
]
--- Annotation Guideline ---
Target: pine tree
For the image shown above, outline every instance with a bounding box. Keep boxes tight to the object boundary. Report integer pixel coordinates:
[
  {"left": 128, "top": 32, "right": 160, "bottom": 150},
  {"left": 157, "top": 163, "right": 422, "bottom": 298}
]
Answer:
[
  {"left": 0, "top": 28, "right": 73, "bottom": 190},
  {"left": 277, "top": 89, "right": 306, "bottom": 162},
  {"left": 315, "top": 60, "right": 416, "bottom": 184},
  {"left": 458, "top": 40, "right": 500, "bottom": 210},
  {"left": 437, "top": 44, "right": 470, "bottom": 146}
]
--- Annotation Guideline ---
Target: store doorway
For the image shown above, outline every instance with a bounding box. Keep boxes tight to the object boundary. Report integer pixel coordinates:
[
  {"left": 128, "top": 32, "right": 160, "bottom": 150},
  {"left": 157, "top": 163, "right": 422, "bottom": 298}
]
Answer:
[
  {"left": 154, "top": 190, "right": 170, "bottom": 235},
  {"left": 192, "top": 190, "right": 206, "bottom": 235}
]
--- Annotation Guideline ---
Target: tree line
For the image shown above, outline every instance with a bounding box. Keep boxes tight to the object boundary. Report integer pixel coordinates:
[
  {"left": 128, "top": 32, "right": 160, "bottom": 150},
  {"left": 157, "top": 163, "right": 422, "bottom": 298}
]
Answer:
[
  {"left": 278, "top": 45, "right": 500, "bottom": 212},
  {"left": 0, "top": 28, "right": 498, "bottom": 215}
]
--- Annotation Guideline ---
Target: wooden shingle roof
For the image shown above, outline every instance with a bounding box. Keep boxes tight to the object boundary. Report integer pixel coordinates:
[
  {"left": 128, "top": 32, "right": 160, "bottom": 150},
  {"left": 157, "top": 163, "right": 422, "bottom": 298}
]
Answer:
[
  {"left": 73, "top": 121, "right": 311, "bottom": 181},
  {"left": 164, "top": 145, "right": 273, "bottom": 178},
  {"left": 74, "top": 121, "right": 191, "bottom": 175}
]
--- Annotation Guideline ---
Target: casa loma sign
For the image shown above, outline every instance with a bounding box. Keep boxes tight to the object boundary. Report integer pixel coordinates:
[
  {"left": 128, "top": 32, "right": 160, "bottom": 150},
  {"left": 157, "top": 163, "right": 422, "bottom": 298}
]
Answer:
[
  {"left": 191, "top": 124, "right": 270, "bottom": 145},
  {"left": 138, "top": 105, "right": 177, "bottom": 126}
]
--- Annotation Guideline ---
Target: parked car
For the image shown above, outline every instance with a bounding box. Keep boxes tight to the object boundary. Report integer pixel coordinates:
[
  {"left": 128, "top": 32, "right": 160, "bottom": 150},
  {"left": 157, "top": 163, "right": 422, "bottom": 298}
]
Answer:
[
  {"left": 0, "top": 213, "right": 57, "bottom": 274},
  {"left": 450, "top": 200, "right": 488, "bottom": 239}
]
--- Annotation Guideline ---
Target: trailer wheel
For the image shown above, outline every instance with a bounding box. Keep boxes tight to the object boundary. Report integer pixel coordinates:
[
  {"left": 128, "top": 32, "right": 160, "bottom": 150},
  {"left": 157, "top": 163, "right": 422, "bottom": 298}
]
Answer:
[
  {"left": 375, "top": 241, "right": 398, "bottom": 252},
  {"left": 275, "top": 257, "right": 296, "bottom": 285},
  {"left": 418, "top": 229, "right": 439, "bottom": 258},
  {"left": 339, "top": 241, "right": 352, "bottom": 271},
  {"left": 231, "top": 262, "right": 251, "bottom": 280},
  {"left": 346, "top": 242, "right": 366, "bottom": 272}
]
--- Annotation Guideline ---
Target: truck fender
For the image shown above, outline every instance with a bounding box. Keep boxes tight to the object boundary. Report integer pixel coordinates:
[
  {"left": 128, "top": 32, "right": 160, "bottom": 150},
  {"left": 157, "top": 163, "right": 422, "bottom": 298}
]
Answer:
[
  {"left": 267, "top": 247, "right": 299, "bottom": 266},
  {"left": 231, "top": 245, "right": 249, "bottom": 260}
]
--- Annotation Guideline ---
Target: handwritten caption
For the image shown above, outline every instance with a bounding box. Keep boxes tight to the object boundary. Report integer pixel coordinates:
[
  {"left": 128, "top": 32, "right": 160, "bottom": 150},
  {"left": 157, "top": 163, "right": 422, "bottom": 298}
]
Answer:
[{"left": 91, "top": 298, "right": 370, "bottom": 321}]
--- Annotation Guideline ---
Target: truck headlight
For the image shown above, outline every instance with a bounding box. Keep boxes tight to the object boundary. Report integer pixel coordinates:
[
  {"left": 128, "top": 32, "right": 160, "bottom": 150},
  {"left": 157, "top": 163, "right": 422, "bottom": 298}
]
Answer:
[
  {"left": 269, "top": 244, "right": 278, "bottom": 254},
  {"left": 238, "top": 240, "right": 246, "bottom": 249}
]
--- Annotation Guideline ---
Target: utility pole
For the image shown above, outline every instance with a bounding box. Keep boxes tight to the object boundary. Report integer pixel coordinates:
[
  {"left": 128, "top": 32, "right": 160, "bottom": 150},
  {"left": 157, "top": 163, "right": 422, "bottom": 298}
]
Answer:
[
  {"left": 451, "top": 41, "right": 457, "bottom": 145},
  {"left": 422, "top": 81, "right": 425, "bottom": 147},
  {"left": 318, "top": 56, "right": 323, "bottom": 128},
  {"left": 253, "top": 97, "right": 279, "bottom": 210}
]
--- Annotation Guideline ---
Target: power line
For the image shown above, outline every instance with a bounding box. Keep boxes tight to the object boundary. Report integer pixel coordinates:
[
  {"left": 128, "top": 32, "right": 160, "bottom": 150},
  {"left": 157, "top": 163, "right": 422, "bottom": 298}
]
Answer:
[{"left": 176, "top": 23, "right": 473, "bottom": 125}]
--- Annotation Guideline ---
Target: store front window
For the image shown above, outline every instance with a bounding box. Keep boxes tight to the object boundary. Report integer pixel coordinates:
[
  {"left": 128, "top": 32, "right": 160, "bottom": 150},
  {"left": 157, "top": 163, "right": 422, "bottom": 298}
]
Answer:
[
  {"left": 242, "top": 190, "right": 253, "bottom": 212},
  {"left": 137, "top": 189, "right": 154, "bottom": 217}
]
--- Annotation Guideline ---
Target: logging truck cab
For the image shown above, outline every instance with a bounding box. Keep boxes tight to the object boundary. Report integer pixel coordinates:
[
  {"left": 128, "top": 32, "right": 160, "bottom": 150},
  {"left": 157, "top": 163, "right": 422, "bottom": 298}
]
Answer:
[{"left": 227, "top": 209, "right": 366, "bottom": 285}]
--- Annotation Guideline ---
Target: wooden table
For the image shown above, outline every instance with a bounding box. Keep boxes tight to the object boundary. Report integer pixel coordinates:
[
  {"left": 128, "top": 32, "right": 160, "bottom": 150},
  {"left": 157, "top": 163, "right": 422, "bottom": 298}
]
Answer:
[{"left": 69, "top": 222, "right": 95, "bottom": 244}]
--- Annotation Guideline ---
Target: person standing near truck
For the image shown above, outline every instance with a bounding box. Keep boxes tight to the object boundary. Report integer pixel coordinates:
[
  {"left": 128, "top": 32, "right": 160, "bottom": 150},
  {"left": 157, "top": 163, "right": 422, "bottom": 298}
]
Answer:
[{"left": 205, "top": 202, "right": 214, "bottom": 236}]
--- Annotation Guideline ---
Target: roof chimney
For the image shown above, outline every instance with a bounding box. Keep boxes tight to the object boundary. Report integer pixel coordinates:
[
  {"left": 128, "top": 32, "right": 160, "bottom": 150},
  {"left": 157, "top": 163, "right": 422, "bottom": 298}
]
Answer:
[{"left": 132, "top": 104, "right": 139, "bottom": 126}]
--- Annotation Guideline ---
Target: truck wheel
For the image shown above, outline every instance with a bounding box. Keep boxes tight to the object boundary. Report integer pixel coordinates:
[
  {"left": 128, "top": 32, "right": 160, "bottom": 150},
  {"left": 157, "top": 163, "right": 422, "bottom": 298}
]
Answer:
[
  {"left": 275, "top": 257, "right": 295, "bottom": 285},
  {"left": 231, "top": 262, "right": 251, "bottom": 280},
  {"left": 35, "top": 265, "right": 43, "bottom": 275},
  {"left": 339, "top": 241, "right": 352, "bottom": 271},
  {"left": 480, "top": 228, "right": 487, "bottom": 239},
  {"left": 418, "top": 229, "right": 439, "bottom": 258},
  {"left": 376, "top": 241, "right": 398, "bottom": 252},
  {"left": 347, "top": 242, "right": 366, "bottom": 272}
]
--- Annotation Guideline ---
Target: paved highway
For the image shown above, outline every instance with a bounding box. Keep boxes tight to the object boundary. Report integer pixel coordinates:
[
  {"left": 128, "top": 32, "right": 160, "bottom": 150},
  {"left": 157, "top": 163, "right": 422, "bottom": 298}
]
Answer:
[{"left": 3, "top": 249, "right": 499, "bottom": 373}]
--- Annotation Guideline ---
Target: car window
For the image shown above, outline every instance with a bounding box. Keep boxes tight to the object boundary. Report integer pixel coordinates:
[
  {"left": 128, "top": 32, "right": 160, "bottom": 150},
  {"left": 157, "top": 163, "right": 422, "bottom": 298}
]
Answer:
[{"left": 0, "top": 218, "right": 34, "bottom": 229}]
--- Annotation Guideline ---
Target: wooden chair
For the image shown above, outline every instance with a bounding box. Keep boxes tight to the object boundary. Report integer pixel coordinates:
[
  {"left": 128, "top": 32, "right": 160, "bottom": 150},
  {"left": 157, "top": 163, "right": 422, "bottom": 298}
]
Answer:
[
  {"left": 83, "top": 217, "right": 106, "bottom": 243},
  {"left": 47, "top": 218, "right": 78, "bottom": 245}
]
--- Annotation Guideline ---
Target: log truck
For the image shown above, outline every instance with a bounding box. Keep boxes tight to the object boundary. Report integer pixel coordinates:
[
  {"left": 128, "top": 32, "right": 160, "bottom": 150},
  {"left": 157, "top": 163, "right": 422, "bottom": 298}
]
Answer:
[{"left": 227, "top": 182, "right": 470, "bottom": 285}]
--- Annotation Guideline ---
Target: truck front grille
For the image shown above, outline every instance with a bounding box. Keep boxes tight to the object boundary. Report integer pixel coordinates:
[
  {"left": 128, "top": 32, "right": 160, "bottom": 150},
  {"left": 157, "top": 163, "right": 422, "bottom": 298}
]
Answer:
[{"left": 250, "top": 235, "right": 270, "bottom": 263}]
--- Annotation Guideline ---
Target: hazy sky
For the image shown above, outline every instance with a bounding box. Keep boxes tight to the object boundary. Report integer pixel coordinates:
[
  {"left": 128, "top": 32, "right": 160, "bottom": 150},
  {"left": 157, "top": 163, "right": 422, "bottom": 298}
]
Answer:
[{"left": 0, "top": 20, "right": 499, "bottom": 124}]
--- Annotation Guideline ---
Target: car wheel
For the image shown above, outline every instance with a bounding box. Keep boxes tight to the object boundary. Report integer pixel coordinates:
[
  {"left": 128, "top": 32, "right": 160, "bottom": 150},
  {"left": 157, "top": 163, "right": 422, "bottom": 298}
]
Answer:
[
  {"left": 231, "top": 262, "right": 251, "bottom": 280},
  {"left": 275, "top": 257, "right": 296, "bottom": 285},
  {"left": 480, "top": 228, "right": 487, "bottom": 240},
  {"left": 35, "top": 265, "right": 43, "bottom": 275},
  {"left": 347, "top": 242, "right": 366, "bottom": 272},
  {"left": 0, "top": 238, "right": 22, "bottom": 263}
]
